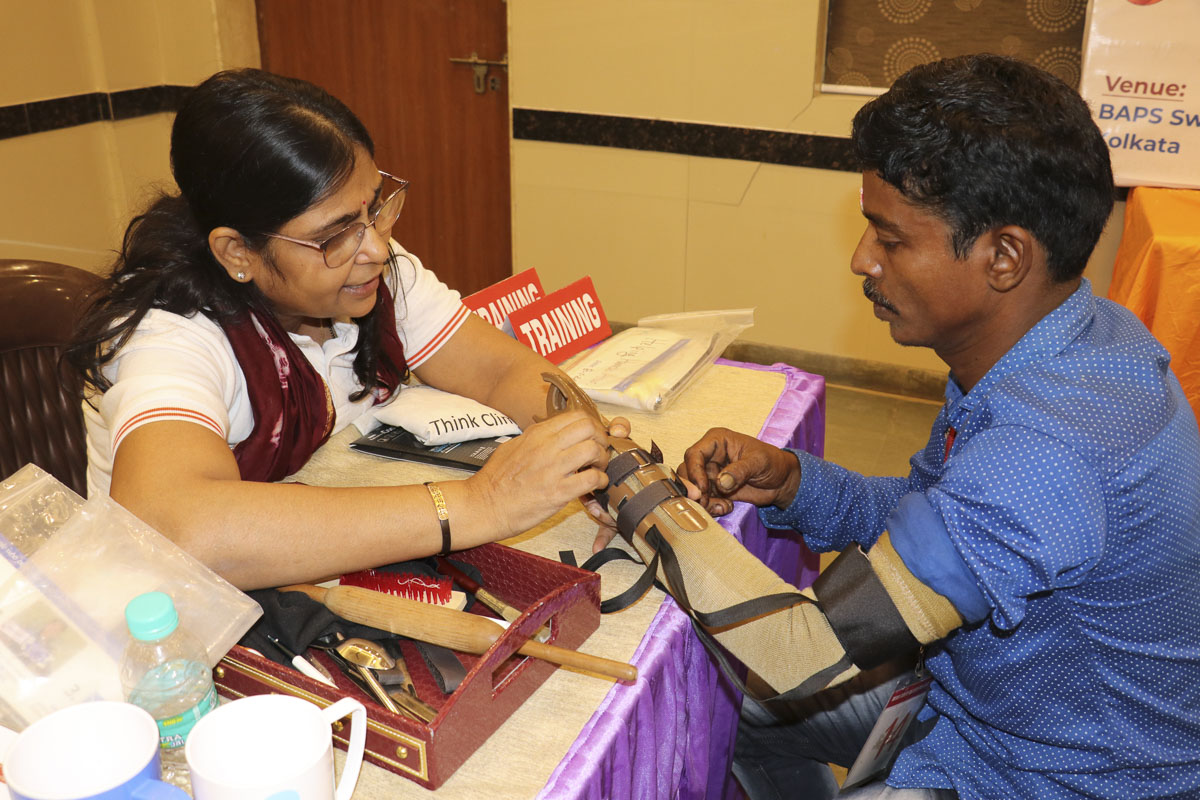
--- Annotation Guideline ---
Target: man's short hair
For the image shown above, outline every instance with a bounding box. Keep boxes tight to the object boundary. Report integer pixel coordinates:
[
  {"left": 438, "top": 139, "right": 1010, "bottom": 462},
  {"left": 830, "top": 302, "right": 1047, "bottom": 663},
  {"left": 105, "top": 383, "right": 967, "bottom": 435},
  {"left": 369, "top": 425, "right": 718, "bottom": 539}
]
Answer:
[{"left": 852, "top": 54, "right": 1114, "bottom": 282}]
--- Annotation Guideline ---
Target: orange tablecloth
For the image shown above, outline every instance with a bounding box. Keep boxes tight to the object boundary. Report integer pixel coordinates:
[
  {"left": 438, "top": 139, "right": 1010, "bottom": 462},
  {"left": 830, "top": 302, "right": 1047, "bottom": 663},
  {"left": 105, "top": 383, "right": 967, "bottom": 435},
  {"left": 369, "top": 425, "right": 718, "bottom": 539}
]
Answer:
[{"left": 1109, "top": 186, "right": 1200, "bottom": 426}]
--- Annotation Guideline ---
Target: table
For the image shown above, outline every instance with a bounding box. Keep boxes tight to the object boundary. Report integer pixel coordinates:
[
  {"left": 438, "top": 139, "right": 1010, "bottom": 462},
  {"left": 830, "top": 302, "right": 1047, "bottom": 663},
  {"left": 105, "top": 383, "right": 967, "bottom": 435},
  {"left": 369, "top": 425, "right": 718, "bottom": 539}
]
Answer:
[
  {"left": 289, "top": 360, "right": 825, "bottom": 798},
  {"left": 1109, "top": 186, "right": 1200, "bottom": 424}
]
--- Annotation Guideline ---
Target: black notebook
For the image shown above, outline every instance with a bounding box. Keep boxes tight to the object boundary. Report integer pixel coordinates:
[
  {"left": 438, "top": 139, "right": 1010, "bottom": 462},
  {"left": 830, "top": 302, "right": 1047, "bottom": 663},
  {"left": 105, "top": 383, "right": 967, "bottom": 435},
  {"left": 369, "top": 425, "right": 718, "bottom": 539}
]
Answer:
[{"left": 350, "top": 424, "right": 511, "bottom": 472}]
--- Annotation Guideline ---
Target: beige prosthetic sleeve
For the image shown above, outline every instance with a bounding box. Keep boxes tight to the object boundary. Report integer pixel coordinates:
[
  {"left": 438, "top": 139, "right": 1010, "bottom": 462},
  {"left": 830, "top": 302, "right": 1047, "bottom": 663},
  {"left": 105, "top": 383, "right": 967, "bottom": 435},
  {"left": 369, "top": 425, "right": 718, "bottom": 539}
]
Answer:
[
  {"left": 543, "top": 375, "right": 963, "bottom": 700},
  {"left": 606, "top": 438, "right": 859, "bottom": 697},
  {"left": 865, "top": 533, "right": 963, "bottom": 645}
]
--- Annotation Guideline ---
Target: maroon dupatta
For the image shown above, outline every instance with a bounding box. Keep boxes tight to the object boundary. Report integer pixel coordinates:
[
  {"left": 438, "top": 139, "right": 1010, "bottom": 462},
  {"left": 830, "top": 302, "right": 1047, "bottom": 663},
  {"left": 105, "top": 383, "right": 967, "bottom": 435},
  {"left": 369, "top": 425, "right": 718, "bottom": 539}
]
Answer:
[{"left": 220, "top": 281, "right": 408, "bottom": 482}]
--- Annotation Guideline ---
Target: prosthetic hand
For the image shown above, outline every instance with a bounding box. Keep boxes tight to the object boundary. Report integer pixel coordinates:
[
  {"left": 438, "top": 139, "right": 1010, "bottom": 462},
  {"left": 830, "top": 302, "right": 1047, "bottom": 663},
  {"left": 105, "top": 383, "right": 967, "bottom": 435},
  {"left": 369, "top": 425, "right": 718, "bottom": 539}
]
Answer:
[{"left": 544, "top": 374, "right": 963, "bottom": 700}]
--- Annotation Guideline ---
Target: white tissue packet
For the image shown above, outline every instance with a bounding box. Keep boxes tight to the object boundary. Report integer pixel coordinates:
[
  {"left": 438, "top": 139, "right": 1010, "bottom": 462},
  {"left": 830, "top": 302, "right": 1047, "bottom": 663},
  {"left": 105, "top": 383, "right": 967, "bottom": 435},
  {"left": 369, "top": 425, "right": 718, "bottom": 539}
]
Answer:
[
  {"left": 563, "top": 308, "right": 753, "bottom": 412},
  {"left": 565, "top": 328, "right": 710, "bottom": 411},
  {"left": 368, "top": 384, "right": 522, "bottom": 445}
]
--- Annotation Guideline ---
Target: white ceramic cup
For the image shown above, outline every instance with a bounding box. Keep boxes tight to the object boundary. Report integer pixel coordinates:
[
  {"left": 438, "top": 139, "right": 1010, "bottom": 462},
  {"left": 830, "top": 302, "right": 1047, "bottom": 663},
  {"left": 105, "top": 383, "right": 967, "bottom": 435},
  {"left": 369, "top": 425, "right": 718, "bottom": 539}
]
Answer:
[
  {"left": 4, "top": 701, "right": 188, "bottom": 800},
  {"left": 185, "top": 695, "right": 365, "bottom": 800}
]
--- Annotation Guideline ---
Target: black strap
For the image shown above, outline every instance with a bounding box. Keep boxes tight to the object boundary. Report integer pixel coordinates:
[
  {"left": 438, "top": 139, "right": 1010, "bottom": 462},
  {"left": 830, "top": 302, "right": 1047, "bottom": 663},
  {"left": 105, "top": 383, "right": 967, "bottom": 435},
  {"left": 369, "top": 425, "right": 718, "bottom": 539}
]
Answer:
[
  {"left": 811, "top": 547, "right": 919, "bottom": 670},
  {"left": 638, "top": 526, "right": 831, "bottom": 702},
  {"left": 644, "top": 526, "right": 811, "bottom": 629},
  {"left": 411, "top": 641, "right": 467, "bottom": 695},
  {"left": 606, "top": 449, "right": 647, "bottom": 488},
  {"left": 598, "top": 550, "right": 660, "bottom": 614},
  {"left": 616, "top": 480, "right": 677, "bottom": 539},
  {"left": 758, "top": 654, "right": 856, "bottom": 709},
  {"left": 592, "top": 486, "right": 610, "bottom": 510},
  {"left": 560, "top": 547, "right": 662, "bottom": 614}
]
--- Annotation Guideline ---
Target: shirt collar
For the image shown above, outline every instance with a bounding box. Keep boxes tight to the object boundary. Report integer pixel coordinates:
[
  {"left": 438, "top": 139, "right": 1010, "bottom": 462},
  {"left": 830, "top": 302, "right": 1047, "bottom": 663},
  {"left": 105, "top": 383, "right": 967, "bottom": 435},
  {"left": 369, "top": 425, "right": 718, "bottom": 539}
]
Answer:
[{"left": 944, "top": 278, "right": 1096, "bottom": 413}]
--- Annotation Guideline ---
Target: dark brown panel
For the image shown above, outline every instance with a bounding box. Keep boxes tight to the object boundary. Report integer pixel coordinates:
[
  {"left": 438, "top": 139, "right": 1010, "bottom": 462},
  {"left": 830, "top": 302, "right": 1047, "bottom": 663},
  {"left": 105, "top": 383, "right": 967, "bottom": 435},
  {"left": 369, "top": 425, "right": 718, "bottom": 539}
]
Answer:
[{"left": 257, "top": 0, "right": 511, "bottom": 296}]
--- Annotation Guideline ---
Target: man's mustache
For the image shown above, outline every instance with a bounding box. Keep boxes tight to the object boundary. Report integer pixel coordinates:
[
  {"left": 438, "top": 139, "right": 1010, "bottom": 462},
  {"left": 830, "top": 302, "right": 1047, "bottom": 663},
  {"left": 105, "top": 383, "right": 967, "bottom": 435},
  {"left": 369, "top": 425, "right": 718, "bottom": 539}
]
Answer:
[{"left": 862, "top": 278, "right": 897, "bottom": 313}]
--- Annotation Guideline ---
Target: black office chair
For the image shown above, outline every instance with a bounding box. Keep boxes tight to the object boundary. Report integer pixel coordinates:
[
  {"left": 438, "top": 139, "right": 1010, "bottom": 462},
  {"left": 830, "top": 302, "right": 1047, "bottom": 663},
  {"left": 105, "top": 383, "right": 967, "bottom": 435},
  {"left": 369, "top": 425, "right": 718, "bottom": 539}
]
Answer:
[{"left": 0, "top": 259, "right": 102, "bottom": 495}]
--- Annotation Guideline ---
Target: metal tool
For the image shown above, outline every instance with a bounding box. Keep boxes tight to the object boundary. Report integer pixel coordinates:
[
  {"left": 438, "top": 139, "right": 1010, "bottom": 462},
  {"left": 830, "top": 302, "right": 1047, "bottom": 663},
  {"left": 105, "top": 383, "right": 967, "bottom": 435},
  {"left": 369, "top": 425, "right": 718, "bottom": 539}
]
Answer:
[
  {"left": 336, "top": 637, "right": 402, "bottom": 716},
  {"left": 378, "top": 640, "right": 438, "bottom": 723},
  {"left": 310, "top": 637, "right": 371, "bottom": 695},
  {"left": 374, "top": 639, "right": 417, "bottom": 694}
]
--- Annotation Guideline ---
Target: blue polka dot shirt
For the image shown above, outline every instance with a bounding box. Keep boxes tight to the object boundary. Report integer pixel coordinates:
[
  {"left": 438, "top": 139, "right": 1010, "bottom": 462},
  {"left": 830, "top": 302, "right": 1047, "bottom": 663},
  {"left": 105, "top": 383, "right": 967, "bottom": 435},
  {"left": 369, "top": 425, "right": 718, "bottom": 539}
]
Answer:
[{"left": 761, "top": 280, "right": 1200, "bottom": 799}]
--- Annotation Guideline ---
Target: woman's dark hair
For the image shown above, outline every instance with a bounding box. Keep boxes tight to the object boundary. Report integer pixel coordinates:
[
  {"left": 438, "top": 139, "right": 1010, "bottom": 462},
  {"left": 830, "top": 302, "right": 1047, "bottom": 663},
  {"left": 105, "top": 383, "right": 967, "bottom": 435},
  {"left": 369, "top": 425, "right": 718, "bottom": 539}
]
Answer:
[
  {"left": 851, "top": 54, "right": 1114, "bottom": 282},
  {"left": 67, "top": 68, "right": 402, "bottom": 399}
]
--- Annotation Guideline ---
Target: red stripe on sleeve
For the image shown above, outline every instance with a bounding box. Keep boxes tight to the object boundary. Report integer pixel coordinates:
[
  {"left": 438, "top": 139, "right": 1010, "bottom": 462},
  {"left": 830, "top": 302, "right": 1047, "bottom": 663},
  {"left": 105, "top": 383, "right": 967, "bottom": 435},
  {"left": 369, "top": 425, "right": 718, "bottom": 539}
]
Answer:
[
  {"left": 406, "top": 305, "right": 470, "bottom": 366},
  {"left": 114, "top": 407, "right": 225, "bottom": 448}
]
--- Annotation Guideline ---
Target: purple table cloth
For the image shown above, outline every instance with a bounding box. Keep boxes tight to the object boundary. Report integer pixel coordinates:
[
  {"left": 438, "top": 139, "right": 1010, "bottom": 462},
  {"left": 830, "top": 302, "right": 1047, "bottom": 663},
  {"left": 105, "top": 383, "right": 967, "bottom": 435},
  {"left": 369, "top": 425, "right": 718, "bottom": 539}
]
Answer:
[{"left": 538, "top": 362, "right": 826, "bottom": 799}]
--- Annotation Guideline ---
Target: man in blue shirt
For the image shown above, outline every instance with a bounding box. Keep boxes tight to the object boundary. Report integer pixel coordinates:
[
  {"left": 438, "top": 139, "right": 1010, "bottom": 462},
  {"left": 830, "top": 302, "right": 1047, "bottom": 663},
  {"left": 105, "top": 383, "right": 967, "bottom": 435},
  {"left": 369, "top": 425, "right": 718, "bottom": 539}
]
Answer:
[{"left": 681, "top": 55, "right": 1200, "bottom": 799}]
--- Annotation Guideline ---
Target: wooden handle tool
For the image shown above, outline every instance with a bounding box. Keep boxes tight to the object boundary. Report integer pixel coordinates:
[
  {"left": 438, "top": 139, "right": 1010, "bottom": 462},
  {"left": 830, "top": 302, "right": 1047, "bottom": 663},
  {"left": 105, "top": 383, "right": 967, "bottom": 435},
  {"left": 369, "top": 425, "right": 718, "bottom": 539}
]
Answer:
[
  {"left": 281, "top": 583, "right": 637, "bottom": 683},
  {"left": 435, "top": 558, "right": 551, "bottom": 642},
  {"left": 436, "top": 557, "right": 522, "bottom": 623}
]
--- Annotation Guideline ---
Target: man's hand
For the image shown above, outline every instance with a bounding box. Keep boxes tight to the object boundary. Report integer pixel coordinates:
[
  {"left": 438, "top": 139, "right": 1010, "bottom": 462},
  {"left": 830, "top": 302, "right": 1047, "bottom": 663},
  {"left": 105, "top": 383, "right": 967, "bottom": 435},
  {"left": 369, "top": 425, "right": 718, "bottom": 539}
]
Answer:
[{"left": 678, "top": 427, "right": 801, "bottom": 516}]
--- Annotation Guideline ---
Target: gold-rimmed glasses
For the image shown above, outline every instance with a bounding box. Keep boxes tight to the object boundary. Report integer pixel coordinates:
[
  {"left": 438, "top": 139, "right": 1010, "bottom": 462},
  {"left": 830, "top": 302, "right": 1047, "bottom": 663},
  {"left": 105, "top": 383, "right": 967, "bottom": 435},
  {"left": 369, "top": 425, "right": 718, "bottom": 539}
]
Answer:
[{"left": 261, "top": 171, "right": 409, "bottom": 268}]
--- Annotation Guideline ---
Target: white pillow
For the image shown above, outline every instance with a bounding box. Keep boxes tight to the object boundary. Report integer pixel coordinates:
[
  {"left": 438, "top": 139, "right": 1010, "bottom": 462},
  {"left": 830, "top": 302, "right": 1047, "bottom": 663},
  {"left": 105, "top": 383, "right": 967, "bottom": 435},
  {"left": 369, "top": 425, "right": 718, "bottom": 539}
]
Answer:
[{"left": 363, "top": 384, "right": 521, "bottom": 445}]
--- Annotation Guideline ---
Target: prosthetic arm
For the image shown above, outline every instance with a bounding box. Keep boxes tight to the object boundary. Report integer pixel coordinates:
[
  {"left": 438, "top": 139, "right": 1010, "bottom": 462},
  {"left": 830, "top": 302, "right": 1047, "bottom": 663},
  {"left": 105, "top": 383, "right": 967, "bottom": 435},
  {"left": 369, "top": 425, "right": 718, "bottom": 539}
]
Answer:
[{"left": 545, "top": 374, "right": 962, "bottom": 699}]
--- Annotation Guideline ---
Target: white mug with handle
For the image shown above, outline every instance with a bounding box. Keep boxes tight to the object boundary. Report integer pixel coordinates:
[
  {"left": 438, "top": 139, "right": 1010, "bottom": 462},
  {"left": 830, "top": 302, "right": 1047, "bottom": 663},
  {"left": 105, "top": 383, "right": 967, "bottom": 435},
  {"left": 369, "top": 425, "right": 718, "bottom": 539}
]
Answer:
[{"left": 185, "top": 695, "right": 366, "bottom": 800}]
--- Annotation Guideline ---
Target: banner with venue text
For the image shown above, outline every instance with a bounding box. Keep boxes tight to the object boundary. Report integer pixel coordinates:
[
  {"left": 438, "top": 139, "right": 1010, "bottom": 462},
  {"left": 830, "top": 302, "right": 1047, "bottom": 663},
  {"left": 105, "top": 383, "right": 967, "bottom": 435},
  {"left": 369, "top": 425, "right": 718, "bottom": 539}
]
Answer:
[{"left": 1079, "top": 0, "right": 1200, "bottom": 188}]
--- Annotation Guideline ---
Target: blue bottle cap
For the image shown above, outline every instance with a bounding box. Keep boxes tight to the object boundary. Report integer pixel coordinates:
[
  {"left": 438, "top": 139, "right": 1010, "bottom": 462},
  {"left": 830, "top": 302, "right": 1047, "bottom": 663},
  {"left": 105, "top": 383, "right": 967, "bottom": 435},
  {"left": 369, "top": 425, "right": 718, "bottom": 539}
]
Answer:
[{"left": 125, "top": 591, "right": 180, "bottom": 641}]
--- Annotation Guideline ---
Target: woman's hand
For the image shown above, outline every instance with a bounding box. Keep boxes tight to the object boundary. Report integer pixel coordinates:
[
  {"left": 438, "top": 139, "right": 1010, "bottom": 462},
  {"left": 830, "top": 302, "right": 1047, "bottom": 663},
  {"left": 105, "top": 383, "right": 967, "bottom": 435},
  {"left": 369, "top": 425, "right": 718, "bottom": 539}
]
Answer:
[
  {"left": 678, "top": 427, "right": 801, "bottom": 516},
  {"left": 467, "top": 409, "right": 611, "bottom": 539},
  {"left": 584, "top": 415, "right": 631, "bottom": 553}
]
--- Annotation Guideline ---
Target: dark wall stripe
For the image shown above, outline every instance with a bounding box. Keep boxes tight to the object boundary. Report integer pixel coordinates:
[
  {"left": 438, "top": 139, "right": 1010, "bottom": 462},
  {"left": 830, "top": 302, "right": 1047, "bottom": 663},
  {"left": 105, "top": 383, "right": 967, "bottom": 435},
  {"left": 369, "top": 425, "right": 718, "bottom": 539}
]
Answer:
[
  {"left": 110, "top": 85, "right": 192, "bottom": 121},
  {"left": 0, "top": 85, "right": 191, "bottom": 141},
  {"left": 513, "top": 108, "right": 859, "bottom": 173},
  {"left": 0, "top": 104, "right": 29, "bottom": 139},
  {"left": 5, "top": 94, "right": 1126, "bottom": 197},
  {"left": 512, "top": 108, "right": 1131, "bottom": 198},
  {"left": 27, "top": 92, "right": 110, "bottom": 133}
]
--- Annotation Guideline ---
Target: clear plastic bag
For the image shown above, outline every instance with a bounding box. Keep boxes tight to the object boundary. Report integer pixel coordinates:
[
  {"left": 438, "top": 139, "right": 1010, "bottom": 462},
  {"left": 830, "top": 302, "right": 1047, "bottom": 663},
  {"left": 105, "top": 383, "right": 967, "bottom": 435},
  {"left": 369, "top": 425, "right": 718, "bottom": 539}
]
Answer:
[
  {"left": 0, "top": 465, "right": 261, "bottom": 730},
  {"left": 563, "top": 308, "right": 754, "bottom": 412}
]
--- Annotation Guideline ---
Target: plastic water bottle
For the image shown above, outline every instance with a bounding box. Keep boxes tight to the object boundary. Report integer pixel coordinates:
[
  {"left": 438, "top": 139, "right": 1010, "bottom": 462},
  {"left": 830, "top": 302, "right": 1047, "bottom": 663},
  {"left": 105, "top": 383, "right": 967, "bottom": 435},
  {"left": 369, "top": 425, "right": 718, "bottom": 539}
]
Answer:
[{"left": 121, "top": 591, "right": 218, "bottom": 791}]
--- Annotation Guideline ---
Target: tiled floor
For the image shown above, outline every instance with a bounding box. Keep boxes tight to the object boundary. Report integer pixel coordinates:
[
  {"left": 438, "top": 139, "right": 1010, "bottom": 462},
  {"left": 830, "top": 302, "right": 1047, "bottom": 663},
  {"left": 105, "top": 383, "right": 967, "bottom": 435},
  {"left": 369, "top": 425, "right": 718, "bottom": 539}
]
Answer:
[{"left": 822, "top": 384, "right": 944, "bottom": 478}]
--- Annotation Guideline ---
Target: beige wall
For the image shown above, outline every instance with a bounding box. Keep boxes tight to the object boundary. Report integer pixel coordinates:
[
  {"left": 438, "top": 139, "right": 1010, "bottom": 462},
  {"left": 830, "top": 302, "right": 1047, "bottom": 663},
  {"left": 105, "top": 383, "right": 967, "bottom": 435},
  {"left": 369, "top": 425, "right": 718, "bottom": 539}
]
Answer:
[
  {"left": 0, "top": 0, "right": 259, "bottom": 273},
  {"left": 509, "top": 1, "right": 1124, "bottom": 375},
  {"left": 2, "top": 2, "right": 1125, "bottom": 375}
]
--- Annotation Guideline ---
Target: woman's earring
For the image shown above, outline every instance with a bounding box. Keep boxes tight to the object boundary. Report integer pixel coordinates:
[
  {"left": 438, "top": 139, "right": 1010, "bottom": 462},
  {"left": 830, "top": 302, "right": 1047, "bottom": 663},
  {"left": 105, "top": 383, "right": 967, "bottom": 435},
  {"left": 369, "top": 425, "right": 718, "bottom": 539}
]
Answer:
[{"left": 236, "top": 271, "right": 246, "bottom": 281}]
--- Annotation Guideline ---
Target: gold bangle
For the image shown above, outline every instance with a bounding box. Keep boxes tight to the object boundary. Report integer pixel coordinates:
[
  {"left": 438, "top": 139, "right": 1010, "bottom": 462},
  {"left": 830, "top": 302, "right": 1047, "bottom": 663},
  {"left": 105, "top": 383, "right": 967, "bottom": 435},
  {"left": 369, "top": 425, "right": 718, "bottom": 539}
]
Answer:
[{"left": 424, "top": 482, "right": 451, "bottom": 555}]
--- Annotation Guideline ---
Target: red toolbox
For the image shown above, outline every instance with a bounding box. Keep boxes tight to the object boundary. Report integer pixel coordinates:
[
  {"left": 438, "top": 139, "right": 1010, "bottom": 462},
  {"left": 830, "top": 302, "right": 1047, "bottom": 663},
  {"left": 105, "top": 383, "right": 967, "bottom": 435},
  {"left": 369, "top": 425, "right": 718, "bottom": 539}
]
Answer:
[{"left": 214, "top": 542, "right": 602, "bottom": 789}]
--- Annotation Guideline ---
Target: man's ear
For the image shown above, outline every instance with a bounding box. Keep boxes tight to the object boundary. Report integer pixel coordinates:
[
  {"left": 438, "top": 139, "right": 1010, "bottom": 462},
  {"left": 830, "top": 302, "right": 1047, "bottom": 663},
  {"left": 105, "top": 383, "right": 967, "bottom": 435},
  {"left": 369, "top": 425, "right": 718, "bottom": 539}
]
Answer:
[
  {"left": 208, "top": 227, "right": 257, "bottom": 283},
  {"left": 986, "top": 225, "right": 1034, "bottom": 293}
]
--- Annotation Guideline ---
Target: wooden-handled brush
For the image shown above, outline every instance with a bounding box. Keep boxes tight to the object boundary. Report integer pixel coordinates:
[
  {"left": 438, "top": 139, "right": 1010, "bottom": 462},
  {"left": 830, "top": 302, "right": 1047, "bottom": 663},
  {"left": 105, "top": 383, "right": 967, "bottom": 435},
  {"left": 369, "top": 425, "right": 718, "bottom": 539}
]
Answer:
[{"left": 281, "top": 583, "right": 637, "bottom": 683}]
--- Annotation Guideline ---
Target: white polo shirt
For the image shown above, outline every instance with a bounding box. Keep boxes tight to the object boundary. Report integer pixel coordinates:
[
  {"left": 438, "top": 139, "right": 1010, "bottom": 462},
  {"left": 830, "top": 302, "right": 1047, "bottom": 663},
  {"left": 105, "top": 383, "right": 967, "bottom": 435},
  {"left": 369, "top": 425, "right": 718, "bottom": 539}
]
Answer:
[{"left": 84, "top": 246, "right": 468, "bottom": 496}]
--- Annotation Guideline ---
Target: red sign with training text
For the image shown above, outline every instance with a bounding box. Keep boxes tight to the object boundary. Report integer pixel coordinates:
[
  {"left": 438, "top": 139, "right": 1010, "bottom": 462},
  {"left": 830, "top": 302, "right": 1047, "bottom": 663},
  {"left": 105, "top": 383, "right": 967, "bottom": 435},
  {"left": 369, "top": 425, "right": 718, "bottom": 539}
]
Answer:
[
  {"left": 507, "top": 276, "right": 611, "bottom": 363},
  {"left": 462, "top": 268, "right": 545, "bottom": 334}
]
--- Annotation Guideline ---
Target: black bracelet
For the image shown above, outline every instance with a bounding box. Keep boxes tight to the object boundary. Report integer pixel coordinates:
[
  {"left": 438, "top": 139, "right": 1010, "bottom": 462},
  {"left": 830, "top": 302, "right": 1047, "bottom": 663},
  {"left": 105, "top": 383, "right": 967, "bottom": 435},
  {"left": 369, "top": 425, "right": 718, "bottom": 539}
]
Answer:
[{"left": 424, "top": 482, "right": 452, "bottom": 555}]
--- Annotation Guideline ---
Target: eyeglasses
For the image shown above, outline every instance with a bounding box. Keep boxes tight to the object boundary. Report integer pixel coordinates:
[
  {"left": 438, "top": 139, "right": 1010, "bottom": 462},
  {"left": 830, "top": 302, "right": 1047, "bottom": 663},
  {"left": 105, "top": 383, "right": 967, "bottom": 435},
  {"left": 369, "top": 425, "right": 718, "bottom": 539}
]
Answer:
[{"left": 261, "top": 171, "right": 409, "bottom": 269}]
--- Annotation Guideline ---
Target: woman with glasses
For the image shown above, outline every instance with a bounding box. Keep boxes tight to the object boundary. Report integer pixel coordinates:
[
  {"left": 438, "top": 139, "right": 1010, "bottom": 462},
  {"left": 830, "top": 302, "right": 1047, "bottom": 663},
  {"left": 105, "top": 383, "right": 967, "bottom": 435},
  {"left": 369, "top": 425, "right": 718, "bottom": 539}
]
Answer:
[{"left": 66, "top": 68, "right": 617, "bottom": 590}]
